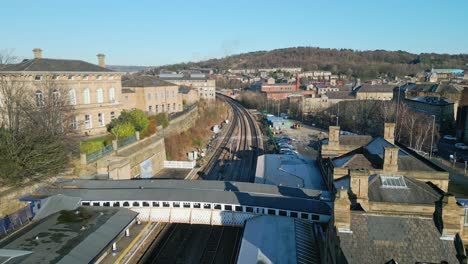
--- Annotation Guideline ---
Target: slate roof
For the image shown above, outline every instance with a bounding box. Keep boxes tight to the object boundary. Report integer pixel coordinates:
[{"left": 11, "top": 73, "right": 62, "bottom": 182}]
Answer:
[
  {"left": 339, "top": 135, "right": 373, "bottom": 146},
  {"left": 338, "top": 213, "right": 459, "bottom": 263},
  {"left": 122, "top": 75, "right": 177, "bottom": 87},
  {"left": 0, "top": 58, "right": 113, "bottom": 72},
  {"left": 367, "top": 175, "right": 442, "bottom": 204},
  {"left": 356, "top": 84, "right": 396, "bottom": 93},
  {"left": 406, "top": 96, "right": 454, "bottom": 106},
  {"left": 332, "top": 152, "right": 378, "bottom": 170},
  {"left": 325, "top": 91, "right": 354, "bottom": 99}
]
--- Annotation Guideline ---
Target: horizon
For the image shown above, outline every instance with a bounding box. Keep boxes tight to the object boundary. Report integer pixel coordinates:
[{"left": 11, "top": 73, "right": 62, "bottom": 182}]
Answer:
[{"left": 2, "top": 0, "right": 468, "bottom": 66}]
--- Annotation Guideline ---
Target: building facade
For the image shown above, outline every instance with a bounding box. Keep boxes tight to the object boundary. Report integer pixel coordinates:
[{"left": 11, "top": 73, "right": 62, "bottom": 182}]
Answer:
[
  {"left": 0, "top": 49, "right": 123, "bottom": 136},
  {"left": 160, "top": 73, "right": 216, "bottom": 100},
  {"left": 121, "top": 76, "right": 183, "bottom": 114},
  {"left": 404, "top": 96, "right": 455, "bottom": 131}
]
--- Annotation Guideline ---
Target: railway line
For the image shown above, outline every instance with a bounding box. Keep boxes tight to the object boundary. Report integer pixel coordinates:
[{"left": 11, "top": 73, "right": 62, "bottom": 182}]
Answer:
[{"left": 138, "top": 94, "right": 261, "bottom": 264}]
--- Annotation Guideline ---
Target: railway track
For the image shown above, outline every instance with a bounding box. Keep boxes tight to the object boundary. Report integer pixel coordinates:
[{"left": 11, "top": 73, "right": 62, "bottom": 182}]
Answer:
[{"left": 139, "top": 94, "right": 261, "bottom": 264}]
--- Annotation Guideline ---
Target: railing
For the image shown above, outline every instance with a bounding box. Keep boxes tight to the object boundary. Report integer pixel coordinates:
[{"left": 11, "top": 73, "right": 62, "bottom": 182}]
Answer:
[
  {"left": 86, "top": 144, "right": 114, "bottom": 163},
  {"left": 168, "top": 103, "right": 197, "bottom": 121},
  {"left": 0, "top": 206, "right": 33, "bottom": 238},
  {"left": 118, "top": 134, "right": 137, "bottom": 148},
  {"left": 164, "top": 160, "right": 196, "bottom": 169}
]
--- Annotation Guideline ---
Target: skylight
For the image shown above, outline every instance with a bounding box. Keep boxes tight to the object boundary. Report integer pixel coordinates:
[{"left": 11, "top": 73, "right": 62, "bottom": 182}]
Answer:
[{"left": 380, "top": 175, "right": 407, "bottom": 188}]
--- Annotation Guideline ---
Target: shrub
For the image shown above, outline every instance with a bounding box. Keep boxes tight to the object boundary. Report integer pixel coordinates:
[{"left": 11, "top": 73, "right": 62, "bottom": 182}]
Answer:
[
  {"left": 107, "top": 109, "right": 149, "bottom": 133},
  {"left": 111, "top": 122, "right": 135, "bottom": 139},
  {"left": 80, "top": 140, "right": 104, "bottom": 154}
]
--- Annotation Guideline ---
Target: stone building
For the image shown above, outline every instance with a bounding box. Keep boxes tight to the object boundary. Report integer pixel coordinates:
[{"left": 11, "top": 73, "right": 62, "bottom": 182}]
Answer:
[
  {"left": 121, "top": 76, "right": 183, "bottom": 114},
  {"left": 179, "top": 85, "right": 200, "bottom": 106},
  {"left": 353, "top": 84, "right": 395, "bottom": 100},
  {"left": 320, "top": 123, "right": 450, "bottom": 192},
  {"left": 159, "top": 73, "right": 216, "bottom": 100},
  {"left": 302, "top": 91, "right": 355, "bottom": 114},
  {"left": 404, "top": 96, "right": 454, "bottom": 132},
  {"left": 0, "top": 49, "right": 123, "bottom": 136}
]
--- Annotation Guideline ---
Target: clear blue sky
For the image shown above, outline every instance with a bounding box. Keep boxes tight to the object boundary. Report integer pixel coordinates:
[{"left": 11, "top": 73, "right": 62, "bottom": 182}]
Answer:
[{"left": 2, "top": 0, "right": 467, "bottom": 66}]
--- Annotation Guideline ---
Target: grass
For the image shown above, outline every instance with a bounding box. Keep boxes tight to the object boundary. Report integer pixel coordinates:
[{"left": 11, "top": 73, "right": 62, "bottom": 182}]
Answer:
[{"left": 79, "top": 134, "right": 115, "bottom": 154}]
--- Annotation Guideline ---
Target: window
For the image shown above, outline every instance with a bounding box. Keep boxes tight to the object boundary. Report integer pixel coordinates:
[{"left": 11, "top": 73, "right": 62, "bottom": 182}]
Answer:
[
  {"left": 173, "top": 202, "right": 180, "bottom": 208},
  {"left": 203, "top": 204, "right": 211, "bottom": 209},
  {"left": 245, "top": 207, "right": 254, "bottom": 213},
  {"left": 173, "top": 103, "right": 176, "bottom": 111},
  {"left": 214, "top": 204, "right": 222, "bottom": 210},
  {"left": 113, "top": 202, "right": 120, "bottom": 207},
  {"left": 300, "top": 213, "right": 309, "bottom": 219},
  {"left": 153, "top": 202, "right": 160, "bottom": 207},
  {"left": 83, "top": 88, "right": 90, "bottom": 104},
  {"left": 380, "top": 175, "right": 407, "bottom": 188},
  {"left": 267, "top": 209, "right": 276, "bottom": 215},
  {"left": 85, "top": 114, "right": 92, "bottom": 129},
  {"left": 93, "top": 202, "right": 100, "bottom": 206},
  {"left": 52, "top": 89, "right": 60, "bottom": 106},
  {"left": 235, "top": 206, "right": 243, "bottom": 212},
  {"left": 465, "top": 208, "right": 468, "bottom": 226},
  {"left": 109, "top": 88, "right": 115, "bottom": 103},
  {"left": 97, "top": 75, "right": 102, "bottom": 80},
  {"left": 96, "top": 88, "right": 104, "bottom": 103},
  {"left": 71, "top": 116, "right": 78, "bottom": 130},
  {"left": 311, "top": 214, "right": 320, "bottom": 221},
  {"left": 69, "top": 89, "right": 76, "bottom": 105},
  {"left": 149, "top": 106, "right": 152, "bottom": 112},
  {"left": 279, "top": 210, "right": 287, "bottom": 216},
  {"left": 35, "top": 75, "right": 42, "bottom": 81},
  {"left": 155, "top": 105, "right": 159, "bottom": 113},
  {"left": 224, "top": 205, "right": 232, "bottom": 211},
  {"left": 183, "top": 202, "right": 191, "bottom": 208},
  {"left": 162, "top": 104, "right": 165, "bottom": 112},
  {"left": 290, "top": 212, "right": 298, "bottom": 218},
  {"left": 68, "top": 75, "right": 75, "bottom": 80},
  {"left": 83, "top": 75, "right": 89, "bottom": 80},
  {"left": 168, "top": 104, "right": 171, "bottom": 112},
  {"left": 132, "top": 202, "right": 140, "bottom": 207},
  {"left": 110, "top": 111, "right": 115, "bottom": 120},
  {"left": 109, "top": 76, "right": 114, "bottom": 80},
  {"left": 193, "top": 203, "right": 201, "bottom": 208},
  {"left": 142, "top": 202, "right": 150, "bottom": 207},
  {"left": 98, "top": 113, "right": 105, "bottom": 127},
  {"left": 54, "top": 75, "right": 60, "bottom": 80},
  {"left": 35, "top": 90, "right": 44, "bottom": 106}
]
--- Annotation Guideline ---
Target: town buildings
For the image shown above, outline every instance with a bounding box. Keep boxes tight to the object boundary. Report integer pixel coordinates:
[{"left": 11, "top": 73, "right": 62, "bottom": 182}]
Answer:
[
  {"left": 0, "top": 49, "right": 123, "bottom": 136},
  {"left": 159, "top": 73, "right": 216, "bottom": 100},
  {"left": 353, "top": 84, "right": 395, "bottom": 100},
  {"left": 121, "top": 75, "right": 183, "bottom": 114},
  {"left": 404, "top": 96, "right": 455, "bottom": 131}
]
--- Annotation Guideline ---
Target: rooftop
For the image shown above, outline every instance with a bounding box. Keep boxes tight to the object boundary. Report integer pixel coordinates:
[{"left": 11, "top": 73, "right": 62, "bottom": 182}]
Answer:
[
  {"left": 122, "top": 75, "right": 177, "bottom": 87},
  {"left": 338, "top": 213, "right": 459, "bottom": 263},
  {"left": 34, "top": 179, "right": 332, "bottom": 215},
  {"left": 405, "top": 96, "right": 454, "bottom": 106},
  {"left": 255, "top": 154, "right": 328, "bottom": 191},
  {"left": 355, "top": 84, "right": 396, "bottom": 93},
  {"left": 237, "top": 216, "right": 321, "bottom": 264},
  {"left": 0, "top": 58, "right": 113, "bottom": 73},
  {"left": 0, "top": 207, "right": 137, "bottom": 264}
]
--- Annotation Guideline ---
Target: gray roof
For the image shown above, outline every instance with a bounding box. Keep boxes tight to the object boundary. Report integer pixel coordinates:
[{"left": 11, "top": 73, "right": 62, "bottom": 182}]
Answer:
[
  {"left": 405, "top": 96, "right": 454, "bottom": 106},
  {"left": 356, "top": 84, "right": 396, "bottom": 93},
  {"left": 33, "top": 194, "right": 81, "bottom": 220},
  {"left": 237, "top": 216, "right": 321, "bottom": 264},
  {"left": 338, "top": 213, "right": 459, "bottom": 263},
  {"left": 368, "top": 175, "right": 442, "bottom": 204},
  {"left": 37, "top": 179, "right": 332, "bottom": 215},
  {"left": 122, "top": 75, "right": 177, "bottom": 87},
  {"left": 339, "top": 135, "right": 373, "bottom": 146},
  {"left": 0, "top": 207, "right": 137, "bottom": 264},
  {"left": 0, "top": 58, "right": 113, "bottom": 72}
]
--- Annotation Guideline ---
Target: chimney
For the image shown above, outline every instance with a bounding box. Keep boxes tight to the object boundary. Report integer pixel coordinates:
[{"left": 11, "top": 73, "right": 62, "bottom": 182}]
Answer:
[
  {"left": 334, "top": 188, "right": 351, "bottom": 231},
  {"left": 97, "top": 53, "right": 106, "bottom": 68},
  {"left": 442, "top": 195, "right": 464, "bottom": 237},
  {"left": 384, "top": 123, "right": 395, "bottom": 144},
  {"left": 350, "top": 169, "right": 369, "bottom": 206},
  {"left": 383, "top": 146, "right": 399, "bottom": 172},
  {"left": 33, "top": 48, "right": 42, "bottom": 59},
  {"left": 328, "top": 126, "right": 340, "bottom": 147}
]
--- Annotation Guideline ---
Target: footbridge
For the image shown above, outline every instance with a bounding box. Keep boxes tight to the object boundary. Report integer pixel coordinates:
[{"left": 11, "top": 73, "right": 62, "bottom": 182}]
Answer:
[{"left": 29, "top": 179, "right": 333, "bottom": 226}]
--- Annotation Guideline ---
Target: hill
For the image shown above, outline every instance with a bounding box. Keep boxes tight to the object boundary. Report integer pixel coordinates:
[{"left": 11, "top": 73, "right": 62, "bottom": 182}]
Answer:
[{"left": 149, "top": 47, "right": 468, "bottom": 79}]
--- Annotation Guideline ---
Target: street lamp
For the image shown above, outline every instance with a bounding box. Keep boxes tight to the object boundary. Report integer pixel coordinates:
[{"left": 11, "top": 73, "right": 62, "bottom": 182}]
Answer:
[{"left": 430, "top": 115, "right": 436, "bottom": 159}]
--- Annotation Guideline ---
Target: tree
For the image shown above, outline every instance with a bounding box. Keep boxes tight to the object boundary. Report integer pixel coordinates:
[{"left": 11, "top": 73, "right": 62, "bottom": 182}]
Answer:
[
  {"left": 0, "top": 73, "right": 75, "bottom": 184},
  {"left": 111, "top": 122, "right": 135, "bottom": 139},
  {"left": 107, "top": 109, "right": 149, "bottom": 134}
]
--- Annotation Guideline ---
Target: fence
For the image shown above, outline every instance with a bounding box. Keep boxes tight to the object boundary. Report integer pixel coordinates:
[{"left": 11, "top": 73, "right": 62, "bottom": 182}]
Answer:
[
  {"left": 118, "top": 134, "right": 137, "bottom": 148},
  {"left": 0, "top": 206, "right": 33, "bottom": 238},
  {"left": 164, "top": 160, "right": 196, "bottom": 169},
  {"left": 86, "top": 144, "right": 114, "bottom": 163}
]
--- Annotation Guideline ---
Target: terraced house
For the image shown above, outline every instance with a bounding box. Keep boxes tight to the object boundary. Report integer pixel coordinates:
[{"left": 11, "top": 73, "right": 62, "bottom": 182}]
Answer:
[{"left": 0, "top": 49, "right": 123, "bottom": 136}]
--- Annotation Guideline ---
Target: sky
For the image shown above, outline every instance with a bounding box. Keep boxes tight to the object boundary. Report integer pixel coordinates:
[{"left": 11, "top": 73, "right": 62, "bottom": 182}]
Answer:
[{"left": 2, "top": 0, "right": 468, "bottom": 66}]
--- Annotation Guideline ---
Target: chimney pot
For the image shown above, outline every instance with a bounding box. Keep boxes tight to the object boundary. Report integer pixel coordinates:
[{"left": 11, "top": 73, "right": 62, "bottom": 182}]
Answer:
[
  {"left": 97, "top": 53, "right": 106, "bottom": 68},
  {"left": 33, "top": 48, "right": 42, "bottom": 59},
  {"left": 383, "top": 146, "right": 399, "bottom": 172},
  {"left": 384, "top": 123, "right": 395, "bottom": 144}
]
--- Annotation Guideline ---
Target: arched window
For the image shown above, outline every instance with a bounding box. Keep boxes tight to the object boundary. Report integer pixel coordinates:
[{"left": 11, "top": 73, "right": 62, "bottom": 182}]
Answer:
[
  {"left": 162, "top": 104, "right": 165, "bottom": 112},
  {"left": 83, "top": 88, "right": 90, "bottom": 104},
  {"left": 173, "top": 103, "right": 176, "bottom": 111},
  {"left": 35, "top": 90, "right": 44, "bottom": 107},
  {"left": 69, "top": 89, "right": 76, "bottom": 105},
  {"left": 96, "top": 88, "right": 103, "bottom": 103},
  {"left": 52, "top": 89, "right": 60, "bottom": 106},
  {"left": 167, "top": 104, "right": 170, "bottom": 112},
  {"left": 109, "top": 88, "right": 115, "bottom": 103}
]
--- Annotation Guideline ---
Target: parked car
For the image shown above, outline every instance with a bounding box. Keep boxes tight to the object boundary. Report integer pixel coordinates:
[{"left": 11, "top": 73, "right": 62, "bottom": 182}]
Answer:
[
  {"left": 443, "top": 135, "right": 457, "bottom": 141},
  {"left": 454, "top": 143, "right": 468, "bottom": 150}
]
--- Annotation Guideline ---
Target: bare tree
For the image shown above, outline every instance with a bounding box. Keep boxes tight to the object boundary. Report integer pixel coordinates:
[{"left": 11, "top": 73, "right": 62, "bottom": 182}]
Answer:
[{"left": 0, "top": 49, "right": 18, "bottom": 68}]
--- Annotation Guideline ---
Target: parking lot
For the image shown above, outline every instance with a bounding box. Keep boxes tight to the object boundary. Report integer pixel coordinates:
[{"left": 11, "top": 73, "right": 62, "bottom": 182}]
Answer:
[{"left": 273, "top": 124, "right": 325, "bottom": 160}]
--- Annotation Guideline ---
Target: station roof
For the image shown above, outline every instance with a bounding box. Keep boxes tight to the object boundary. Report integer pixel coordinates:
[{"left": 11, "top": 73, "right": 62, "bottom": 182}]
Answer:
[
  {"left": 0, "top": 207, "right": 137, "bottom": 264},
  {"left": 34, "top": 179, "right": 332, "bottom": 215},
  {"left": 237, "top": 216, "right": 321, "bottom": 264},
  {"left": 255, "top": 154, "right": 329, "bottom": 191}
]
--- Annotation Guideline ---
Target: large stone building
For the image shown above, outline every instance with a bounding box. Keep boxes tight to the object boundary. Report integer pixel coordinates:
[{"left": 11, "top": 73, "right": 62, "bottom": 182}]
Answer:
[
  {"left": 353, "top": 84, "right": 395, "bottom": 100},
  {"left": 0, "top": 49, "right": 123, "bottom": 136},
  {"left": 159, "top": 73, "right": 216, "bottom": 100},
  {"left": 121, "top": 76, "right": 183, "bottom": 114},
  {"left": 404, "top": 96, "right": 454, "bottom": 131}
]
